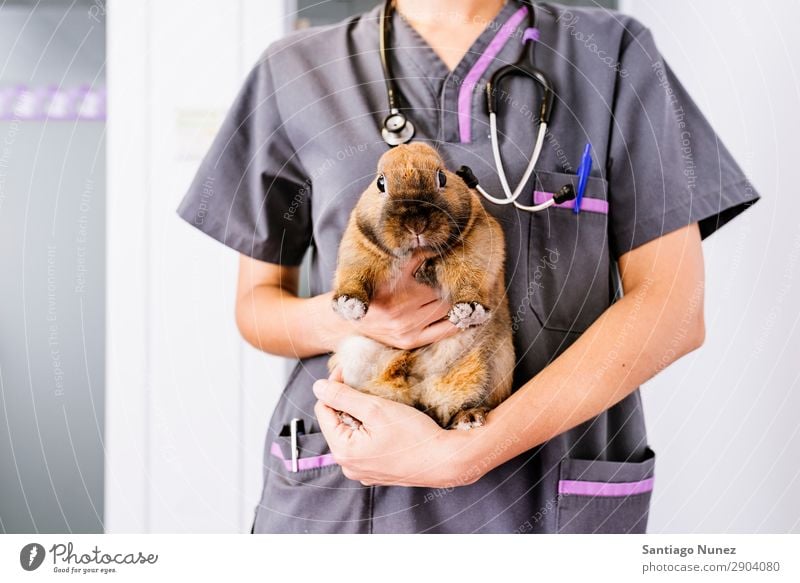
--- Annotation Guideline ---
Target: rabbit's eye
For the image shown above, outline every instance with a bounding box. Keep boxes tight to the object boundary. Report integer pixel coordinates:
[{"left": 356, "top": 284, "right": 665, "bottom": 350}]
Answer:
[
  {"left": 377, "top": 174, "right": 386, "bottom": 193},
  {"left": 437, "top": 169, "right": 447, "bottom": 189}
]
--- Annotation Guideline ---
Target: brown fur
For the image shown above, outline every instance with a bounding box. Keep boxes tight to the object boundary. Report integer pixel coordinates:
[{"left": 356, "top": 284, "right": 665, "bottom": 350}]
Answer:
[{"left": 330, "top": 143, "right": 514, "bottom": 429}]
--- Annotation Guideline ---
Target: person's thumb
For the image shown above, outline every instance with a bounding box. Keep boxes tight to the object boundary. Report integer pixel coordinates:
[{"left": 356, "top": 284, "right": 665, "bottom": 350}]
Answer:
[
  {"left": 401, "top": 254, "right": 425, "bottom": 277},
  {"left": 313, "top": 378, "right": 380, "bottom": 422},
  {"left": 328, "top": 365, "right": 344, "bottom": 383}
]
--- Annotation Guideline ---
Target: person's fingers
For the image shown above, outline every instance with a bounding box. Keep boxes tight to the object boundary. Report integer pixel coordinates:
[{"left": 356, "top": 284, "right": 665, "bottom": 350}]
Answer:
[
  {"left": 313, "top": 378, "right": 381, "bottom": 422},
  {"left": 328, "top": 365, "right": 344, "bottom": 383},
  {"left": 400, "top": 254, "right": 426, "bottom": 277},
  {"left": 419, "top": 298, "right": 451, "bottom": 325},
  {"left": 393, "top": 301, "right": 448, "bottom": 336},
  {"left": 419, "top": 297, "right": 445, "bottom": 308},
  {"left": 314, "top": 399, "right": 342, "bottom": 439},
  {"left": 414, "top": 319, "right": 459, "bottom": 347}
]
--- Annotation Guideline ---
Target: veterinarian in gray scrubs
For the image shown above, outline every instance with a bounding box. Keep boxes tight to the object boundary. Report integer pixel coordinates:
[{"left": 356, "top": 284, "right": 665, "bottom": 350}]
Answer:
[{"left": 177, "top": 1, "right": 758, "bottom": 533}]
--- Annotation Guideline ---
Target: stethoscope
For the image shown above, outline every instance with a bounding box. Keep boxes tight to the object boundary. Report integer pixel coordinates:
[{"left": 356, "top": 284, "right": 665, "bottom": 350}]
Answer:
[{"left": 378, "top": 0, "right": 576, "bottom": 211}]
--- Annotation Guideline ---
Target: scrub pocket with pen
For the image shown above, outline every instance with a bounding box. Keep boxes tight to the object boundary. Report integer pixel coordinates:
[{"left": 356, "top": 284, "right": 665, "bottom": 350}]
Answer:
[
  {"left": 252, "top": 359, "right": 373, "bottom": 534},
  {"left": 527, "top": 170, "right": 612, "bottom": 334},
  {"left": 255, "top": 419, "right": 371, "bottom": 533}
]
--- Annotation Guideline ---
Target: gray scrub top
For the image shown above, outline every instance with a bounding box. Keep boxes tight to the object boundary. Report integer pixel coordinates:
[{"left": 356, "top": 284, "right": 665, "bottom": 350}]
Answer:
[{"left": 177, "top": 1, "right": 759, "bottom": 533}]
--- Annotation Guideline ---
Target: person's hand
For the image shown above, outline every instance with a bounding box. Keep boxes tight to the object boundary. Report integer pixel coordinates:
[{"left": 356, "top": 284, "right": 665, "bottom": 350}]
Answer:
[
  {"left": 350, "top": 255, "right": 458, "bottom": 350},
  {"left": 313, "top": 368, "right": 479, "bottom": 488}
]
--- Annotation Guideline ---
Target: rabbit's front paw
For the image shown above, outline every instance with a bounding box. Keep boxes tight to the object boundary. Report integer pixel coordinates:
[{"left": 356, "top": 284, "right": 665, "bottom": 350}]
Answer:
[
  {"left": 448, "top": 302, "right": 489, "bottom": 329},
  {"left": 332, "top": 295, "right": 368, "bottom": 320},
  {"left": 337, "top": 411, "right": 363, "bottom": 430},
  {"left": 449, "top": 407, "right": 489, "bottom": 430}
]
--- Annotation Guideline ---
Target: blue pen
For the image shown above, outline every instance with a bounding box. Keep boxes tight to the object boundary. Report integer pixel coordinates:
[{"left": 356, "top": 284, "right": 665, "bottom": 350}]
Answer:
[{"left": 573, "top": 143, "right": 592, "bottom": 214}]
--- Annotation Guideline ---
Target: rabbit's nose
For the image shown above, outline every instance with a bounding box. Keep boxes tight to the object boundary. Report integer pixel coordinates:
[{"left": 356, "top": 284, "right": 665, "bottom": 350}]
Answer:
[{"left": 406, "top": 217, "right": 428, "bottom": 235}]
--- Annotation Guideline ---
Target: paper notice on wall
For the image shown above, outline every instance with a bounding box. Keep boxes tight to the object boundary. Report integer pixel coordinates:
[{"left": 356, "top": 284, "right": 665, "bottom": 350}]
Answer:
[{"left": 173, "top": 108, "right": 224, "bottom": 162}]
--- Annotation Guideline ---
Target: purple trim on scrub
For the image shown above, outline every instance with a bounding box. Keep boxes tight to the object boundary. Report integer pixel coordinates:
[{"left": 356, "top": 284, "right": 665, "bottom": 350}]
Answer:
[
  {"left": 559, "top": 477, "right": 655, "bottom": 497},
  {"left": 533, "top": 190, "right": 609, "bottom": 214},
  {"left": 270, "top": 441, "right": 338, "bottom": 471},
  {"left": 458, "top": 5, "right": 529, "bottom": 143},
  {"left": 522, "top": 27, "right": 540, "bottom": 43}
]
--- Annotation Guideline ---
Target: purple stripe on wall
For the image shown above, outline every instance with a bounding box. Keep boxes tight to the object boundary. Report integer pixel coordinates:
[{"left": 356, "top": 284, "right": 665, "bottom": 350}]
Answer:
[
  {"left": 533, "top": 190, "right": 609, "bottom": 214},
  {"left": 458, "top": 5, "right": 529, "bottom": 143},
  {"left": 559, "top": 477, "right": 654, "bottom": 497},
  {"left": 270, "top": 441, "right": 338, "bottom": 472}
]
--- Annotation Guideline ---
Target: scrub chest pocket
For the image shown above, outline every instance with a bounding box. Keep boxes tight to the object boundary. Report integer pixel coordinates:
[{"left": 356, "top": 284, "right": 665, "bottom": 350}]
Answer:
[{"left": 527, "top": 171, "right": 612, "bottom": 334}]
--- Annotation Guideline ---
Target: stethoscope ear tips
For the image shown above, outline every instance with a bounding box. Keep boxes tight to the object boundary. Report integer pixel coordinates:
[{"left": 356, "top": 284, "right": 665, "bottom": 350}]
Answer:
[{"left": 456, "top": 165, "right": 480, "bottom": 189}]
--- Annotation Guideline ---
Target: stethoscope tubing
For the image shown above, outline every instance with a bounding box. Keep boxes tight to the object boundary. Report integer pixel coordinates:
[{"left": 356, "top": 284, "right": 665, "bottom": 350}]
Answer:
[
  {"left": 378, "top": 0, "right": 568, "bottom": 213},
  {"left": 480, "top": 114, "right": 551, "bottom": 211}
]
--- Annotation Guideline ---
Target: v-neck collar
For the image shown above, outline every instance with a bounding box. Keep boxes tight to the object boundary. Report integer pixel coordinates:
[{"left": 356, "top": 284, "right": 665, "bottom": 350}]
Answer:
[
  {"left": 393, "top": 1, "right": 520, "bottom": 84},
  {"left": 387, "top": 1, "right": 529, "bottom": 143}
]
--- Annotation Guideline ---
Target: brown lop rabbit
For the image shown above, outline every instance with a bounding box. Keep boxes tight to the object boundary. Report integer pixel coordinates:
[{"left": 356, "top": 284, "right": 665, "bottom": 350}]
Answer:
[{"left": 329, "top": 143, "right": 514, "bottom": 430}]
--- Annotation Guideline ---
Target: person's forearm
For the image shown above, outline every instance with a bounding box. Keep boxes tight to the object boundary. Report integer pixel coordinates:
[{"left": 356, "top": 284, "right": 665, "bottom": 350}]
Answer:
[
  {"left": 236, "top": 287, "right": 350, "bottom": 358},
  {"left": 453, "top": 276, "right": 705, "bottom": 480}
]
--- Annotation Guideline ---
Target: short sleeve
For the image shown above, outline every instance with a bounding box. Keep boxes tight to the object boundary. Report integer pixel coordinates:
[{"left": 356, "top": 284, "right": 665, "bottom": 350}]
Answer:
[
  {"left": 176, "top": 52, "right": 311, "bottom": 265},
  {"left": 607, "top": 26, "right": 760, "bottom": 259}
]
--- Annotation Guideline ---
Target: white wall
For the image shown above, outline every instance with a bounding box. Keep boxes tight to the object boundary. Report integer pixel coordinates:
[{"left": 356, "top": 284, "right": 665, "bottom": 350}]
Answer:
[
  {"left": 620, "top": 0, "right": 800, "bottom": 532},
  {"left": 106, "top": 0, "right": 288, "bottom": 533}
]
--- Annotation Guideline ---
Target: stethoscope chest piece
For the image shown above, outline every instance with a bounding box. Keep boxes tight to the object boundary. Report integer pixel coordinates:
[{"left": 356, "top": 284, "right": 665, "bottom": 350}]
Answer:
[{"left": 381, "top": 110, "right": 415, "bottom": 146}]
